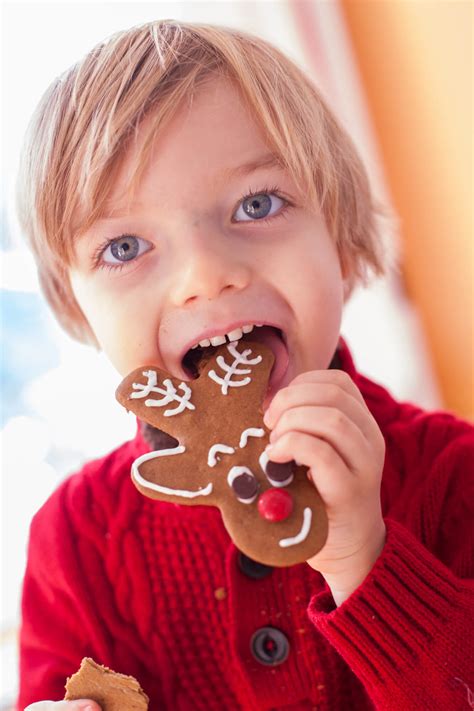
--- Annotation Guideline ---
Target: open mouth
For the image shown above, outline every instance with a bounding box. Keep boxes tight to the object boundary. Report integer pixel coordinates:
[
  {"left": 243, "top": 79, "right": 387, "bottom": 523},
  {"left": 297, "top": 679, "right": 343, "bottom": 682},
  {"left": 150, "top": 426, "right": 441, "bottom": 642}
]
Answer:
[{"left": 182, "top": 325, "right": 289, "bottom": 398}]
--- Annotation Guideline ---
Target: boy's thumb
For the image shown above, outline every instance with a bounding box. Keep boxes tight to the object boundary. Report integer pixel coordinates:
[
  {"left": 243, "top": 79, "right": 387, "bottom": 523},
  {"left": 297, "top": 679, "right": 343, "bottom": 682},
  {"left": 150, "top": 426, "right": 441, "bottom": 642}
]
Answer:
[
  {"left": 25, "top": 701, "right": 102, "bottom": 711},
  {"left": 70, "top": 702, "right": 102, "bottom": 711}
]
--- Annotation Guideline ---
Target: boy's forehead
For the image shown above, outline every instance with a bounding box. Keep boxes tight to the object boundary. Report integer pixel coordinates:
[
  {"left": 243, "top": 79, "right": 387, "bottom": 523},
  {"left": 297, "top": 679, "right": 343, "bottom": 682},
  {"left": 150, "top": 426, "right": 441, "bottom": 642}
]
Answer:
[
  {"left": 154, "top": 80, "right": 268, "bottom": 153},
  {"left": 100, "top": 155, "right": 288, "bottom": 225}
]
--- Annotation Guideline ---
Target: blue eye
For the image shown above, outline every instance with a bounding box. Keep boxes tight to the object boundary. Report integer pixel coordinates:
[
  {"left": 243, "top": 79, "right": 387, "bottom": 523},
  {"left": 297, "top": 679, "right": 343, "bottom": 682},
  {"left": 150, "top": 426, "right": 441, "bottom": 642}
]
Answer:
[
  {"left": 234, "top": 190, "right": 286, "bottom": 222},
  {"left": 99, "top": 234, "right": 152, "bottom": 268}
]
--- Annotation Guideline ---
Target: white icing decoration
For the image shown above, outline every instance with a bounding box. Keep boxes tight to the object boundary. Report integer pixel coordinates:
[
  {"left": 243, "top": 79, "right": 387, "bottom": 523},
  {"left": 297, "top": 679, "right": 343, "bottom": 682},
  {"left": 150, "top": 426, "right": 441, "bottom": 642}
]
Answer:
[
  {"left": 279, "top": 507, "right": 312, "bottom": 548},
  {"left": 208, "top": 342, "right": 262, "bottom": 395},
  {"left": 227, "top": 465, "right": 258, "bottom": 504},
  {"left": 259, "top": 451, "right": 269, "bottom": 473},
  {"left": 132, "top": 446, "right": 213, "bottom": 498},
  {"left": 130, "top": 370, "right": 195, "bottom": 416},
  {"left": 208, "top": 443, "right": 235, "bottom": 467},
  {"left": 239, "top": 428, "right": 265, "bottom": 448},
  {"left": 258, "top": 451, "right": 294, "bottom": 488}
]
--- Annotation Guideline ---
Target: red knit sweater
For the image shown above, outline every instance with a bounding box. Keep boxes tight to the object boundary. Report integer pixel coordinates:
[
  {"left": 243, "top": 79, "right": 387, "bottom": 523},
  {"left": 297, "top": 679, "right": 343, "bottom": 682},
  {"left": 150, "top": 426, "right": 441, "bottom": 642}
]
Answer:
[{"left": 18, "top": 341, "right": 474, "bottom": 710}]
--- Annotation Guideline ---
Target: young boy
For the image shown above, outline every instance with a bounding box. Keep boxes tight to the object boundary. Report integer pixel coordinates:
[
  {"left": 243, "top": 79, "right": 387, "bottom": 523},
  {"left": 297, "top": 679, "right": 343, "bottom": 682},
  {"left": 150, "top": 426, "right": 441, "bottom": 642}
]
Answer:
[{"left": 17, "top": 19, "right": 473, "bottom": 711}]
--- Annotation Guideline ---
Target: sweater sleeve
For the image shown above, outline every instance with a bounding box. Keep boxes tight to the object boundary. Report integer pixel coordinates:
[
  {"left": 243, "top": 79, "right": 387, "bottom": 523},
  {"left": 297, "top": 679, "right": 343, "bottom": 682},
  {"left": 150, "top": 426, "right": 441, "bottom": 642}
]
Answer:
[
  {"left": 307, "top": 427, "right": 474, "bottom": 711},
  {"left": 17, "top": 477, "right": 115, "bottom": 708},
  {"left": 17, "top": 437, "right": 174, "bottom": 710}
]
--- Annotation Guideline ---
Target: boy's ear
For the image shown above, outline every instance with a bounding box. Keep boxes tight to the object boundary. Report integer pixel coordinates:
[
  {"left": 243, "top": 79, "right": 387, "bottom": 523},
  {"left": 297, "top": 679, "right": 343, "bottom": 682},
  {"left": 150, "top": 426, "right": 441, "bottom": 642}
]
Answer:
[
  {"left": 341, "top": 261, "right": 356, "bottom": 302},
  {"left": 70, "top": 320, "right": 101, "bottom": 350},
  {"left": 69, "top": 287, "right": 102, "bottom": 349},
  {"left": 80, "top": 315, "right": 101, "bottom": 350},
  {"left": 70, "top": 308, "right": 101, "bottom": 349},
  {"left": 88, "top": 330, "right": 101, "bottom": 351},
  {"left": 338, "top": 251, "right": 355, "bottom": 303},
  {"left": 343, "top": 277, "right": 354, "bottom": 302}
]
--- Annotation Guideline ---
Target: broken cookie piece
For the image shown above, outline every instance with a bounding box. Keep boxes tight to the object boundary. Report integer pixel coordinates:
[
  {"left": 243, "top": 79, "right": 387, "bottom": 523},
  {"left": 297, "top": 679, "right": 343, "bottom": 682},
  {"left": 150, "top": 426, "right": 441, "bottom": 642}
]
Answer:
[{"left": 64, "top": 657, "right": 149, "bottom": 710}]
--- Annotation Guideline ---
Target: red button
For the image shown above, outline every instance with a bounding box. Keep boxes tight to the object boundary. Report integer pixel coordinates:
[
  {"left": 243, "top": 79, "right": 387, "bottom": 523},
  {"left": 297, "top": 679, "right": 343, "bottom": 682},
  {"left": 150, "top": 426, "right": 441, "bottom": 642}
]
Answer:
[{"left": 257, "top": 489, "right": 293, "bottom": 522}]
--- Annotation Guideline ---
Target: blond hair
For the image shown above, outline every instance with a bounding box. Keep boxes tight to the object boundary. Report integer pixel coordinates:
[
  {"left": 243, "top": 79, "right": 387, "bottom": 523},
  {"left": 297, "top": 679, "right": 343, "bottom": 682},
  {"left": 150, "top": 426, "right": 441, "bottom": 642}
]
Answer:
[{"left": 16, "top": 19, "right": 388, "bottom": 344}]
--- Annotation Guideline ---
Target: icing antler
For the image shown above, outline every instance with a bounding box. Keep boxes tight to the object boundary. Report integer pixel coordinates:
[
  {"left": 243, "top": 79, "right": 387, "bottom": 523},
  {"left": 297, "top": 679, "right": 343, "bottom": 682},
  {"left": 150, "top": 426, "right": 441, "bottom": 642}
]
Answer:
[
  {"left": 131, "top": 370, "right": 195, "bottom": 416},
  {"left": 116, "top": 341, "right": 328, "bottom": 566}
]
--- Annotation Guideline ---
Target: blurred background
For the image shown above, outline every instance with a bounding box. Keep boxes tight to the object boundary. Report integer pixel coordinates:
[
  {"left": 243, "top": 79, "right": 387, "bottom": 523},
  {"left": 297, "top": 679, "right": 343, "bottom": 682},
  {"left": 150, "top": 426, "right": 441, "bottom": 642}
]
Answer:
[{"left": 1, "top": 0, "right": 472, "bottom": 705}]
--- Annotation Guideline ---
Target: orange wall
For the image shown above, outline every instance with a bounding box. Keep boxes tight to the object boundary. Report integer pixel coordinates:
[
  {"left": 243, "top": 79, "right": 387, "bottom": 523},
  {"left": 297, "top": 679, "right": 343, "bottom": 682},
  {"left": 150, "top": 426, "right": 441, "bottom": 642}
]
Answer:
[{"left": 340, "top": 0, "right": 473, "bottom": 420}]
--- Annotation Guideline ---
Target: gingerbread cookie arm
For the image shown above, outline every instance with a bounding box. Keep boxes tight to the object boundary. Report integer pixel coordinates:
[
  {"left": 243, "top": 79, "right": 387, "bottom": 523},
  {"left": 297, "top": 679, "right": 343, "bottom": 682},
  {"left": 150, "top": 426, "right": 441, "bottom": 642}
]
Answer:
[{"left": 116, "top": 368, "right": 198, "bottom": 435}]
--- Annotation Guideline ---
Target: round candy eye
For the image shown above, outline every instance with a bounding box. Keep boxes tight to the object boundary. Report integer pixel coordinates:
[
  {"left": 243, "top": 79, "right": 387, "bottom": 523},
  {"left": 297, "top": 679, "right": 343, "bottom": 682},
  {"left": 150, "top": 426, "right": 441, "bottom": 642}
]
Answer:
[
  {"left": 227, "top": 466, "right": 259, "bottom": 504},
  {"left": 259, "top": 451, "right": 295, "bottom": 487}
]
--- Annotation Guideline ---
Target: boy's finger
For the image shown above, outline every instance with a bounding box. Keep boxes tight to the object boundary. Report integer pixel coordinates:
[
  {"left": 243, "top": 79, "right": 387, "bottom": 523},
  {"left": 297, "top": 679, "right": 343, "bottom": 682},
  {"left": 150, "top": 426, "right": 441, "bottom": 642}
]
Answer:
[
  {"left": 265, "top": 430, "right": 351, "bottom": 507},
  {"left": 264, "top": 382, "right": 377, "bottom": 441},
  {"left": 268, "top": 404, "right": 370, "bottom": 473},
  {"left": 25, "top": 701, "right": 101, "bottom": 711},
  {"left": 289, "top": 369, "right": 367, "bottom": 406}
]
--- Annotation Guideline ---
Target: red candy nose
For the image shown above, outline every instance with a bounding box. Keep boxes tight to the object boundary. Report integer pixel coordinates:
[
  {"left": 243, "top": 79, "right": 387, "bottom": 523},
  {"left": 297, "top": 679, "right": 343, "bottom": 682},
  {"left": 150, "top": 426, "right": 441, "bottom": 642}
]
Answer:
[{"left": 257, "top": 489, "right": 293, "bottom": 522}]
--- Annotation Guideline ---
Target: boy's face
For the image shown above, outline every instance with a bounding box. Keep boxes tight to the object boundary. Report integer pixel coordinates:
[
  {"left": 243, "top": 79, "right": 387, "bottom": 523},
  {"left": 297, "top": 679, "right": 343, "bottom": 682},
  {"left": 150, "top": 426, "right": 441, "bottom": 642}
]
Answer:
[{"left": 70, "top": 78, "right": 345, "bottom": 407}]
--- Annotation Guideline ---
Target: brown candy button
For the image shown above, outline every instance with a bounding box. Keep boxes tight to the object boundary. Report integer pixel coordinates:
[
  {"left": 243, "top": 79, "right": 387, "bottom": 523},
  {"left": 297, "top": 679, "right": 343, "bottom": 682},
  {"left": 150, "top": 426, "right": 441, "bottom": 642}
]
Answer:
[
  {"left": 230, "top": 468, "right": 259, "bottom": 502},
  {"left": 265, "top": 460, "right": 295, "bottom": 486}
]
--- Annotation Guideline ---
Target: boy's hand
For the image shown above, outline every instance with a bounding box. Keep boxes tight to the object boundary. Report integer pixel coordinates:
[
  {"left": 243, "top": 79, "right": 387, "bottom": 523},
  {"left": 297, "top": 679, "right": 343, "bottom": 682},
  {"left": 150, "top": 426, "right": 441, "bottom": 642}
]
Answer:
[
  {"left": 25, "top": 701, "right": 101, "bottom": 710},
  {"left": 263, "top": 369, "right": 386, "bottom": 606}
]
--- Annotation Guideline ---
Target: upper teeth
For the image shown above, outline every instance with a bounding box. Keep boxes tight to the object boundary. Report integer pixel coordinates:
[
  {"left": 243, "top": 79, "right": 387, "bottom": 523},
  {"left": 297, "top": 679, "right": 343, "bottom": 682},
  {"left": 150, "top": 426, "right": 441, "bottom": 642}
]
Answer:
[{"left": 191, "top": 323, "right": 260, "bottom": 349}]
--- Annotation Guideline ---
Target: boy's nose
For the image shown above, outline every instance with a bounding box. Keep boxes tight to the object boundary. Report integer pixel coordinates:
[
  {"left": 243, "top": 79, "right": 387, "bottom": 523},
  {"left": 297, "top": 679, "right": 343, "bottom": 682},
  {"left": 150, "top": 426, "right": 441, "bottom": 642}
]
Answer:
[{"left": 169, "top": 240, "right": 252, "bottom": 306}]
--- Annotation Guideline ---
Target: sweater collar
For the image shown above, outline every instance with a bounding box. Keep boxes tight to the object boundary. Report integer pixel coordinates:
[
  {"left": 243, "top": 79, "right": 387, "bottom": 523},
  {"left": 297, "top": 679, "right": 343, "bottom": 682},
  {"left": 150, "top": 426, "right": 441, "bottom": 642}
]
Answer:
[{"left": 330, "top": 335, "right": 357, "bottom": 378}]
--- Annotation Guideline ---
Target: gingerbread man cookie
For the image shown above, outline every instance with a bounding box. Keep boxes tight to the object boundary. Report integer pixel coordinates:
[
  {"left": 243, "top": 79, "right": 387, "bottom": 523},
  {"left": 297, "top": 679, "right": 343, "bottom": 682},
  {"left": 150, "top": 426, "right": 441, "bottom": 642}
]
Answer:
[{"left": 116, "top": 341, "right": 328, "bottom": 566}]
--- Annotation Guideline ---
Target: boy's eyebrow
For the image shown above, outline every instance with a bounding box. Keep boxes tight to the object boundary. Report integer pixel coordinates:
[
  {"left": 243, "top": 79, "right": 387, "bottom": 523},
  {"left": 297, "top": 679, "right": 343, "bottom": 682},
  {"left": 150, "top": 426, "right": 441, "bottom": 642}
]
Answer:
[
  {"left": 96, "top": 154, "right": 284, "bottom": 222},
  {"left": 222, "top": 153, "right": 284, "bottom": 179}
]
